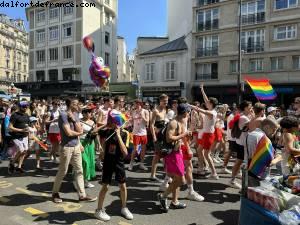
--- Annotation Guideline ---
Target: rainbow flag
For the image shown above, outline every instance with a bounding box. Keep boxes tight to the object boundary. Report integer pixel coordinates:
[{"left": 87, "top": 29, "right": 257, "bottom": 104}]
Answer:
[
  {"left": 109, "top": 109, "right": 129, "bottom": 127},
  {"left": 245, "top": 77, "right": 277, "bottom": 100},
  {"left": 248, "top": 135, "right": 274, "bottom": 177}
]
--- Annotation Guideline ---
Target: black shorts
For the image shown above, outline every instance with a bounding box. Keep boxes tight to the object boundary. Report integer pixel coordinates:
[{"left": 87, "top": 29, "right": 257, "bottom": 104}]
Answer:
[
  {"left": 102, "top": 158, "right": 126, "bottom": 184},
  {"left": 232, "top": 142, "right": 244, "bottom": 160}
]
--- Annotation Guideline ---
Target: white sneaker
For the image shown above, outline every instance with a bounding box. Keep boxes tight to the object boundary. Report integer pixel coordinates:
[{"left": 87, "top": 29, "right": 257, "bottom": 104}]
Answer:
[
  {"left": 159, "top": 183, "right": 169, "bottom": 192},
  {"left": 229, "top": 181, "right": 242, "bottom": 189},
  {"left": 221, "top": 168, "right": 231, "bottom": 174},
  {"left": 206, "top": 174, "right": 219, "bottom": 180},
  {"left": 187, "top": 191, "right": 204, "bottom": 202},
  {"left": 139, "top": 163, "right": 147, "bottom": 171},
  {"left": 128, "top": 163, "right": 133, "bottom": 171},
  {"left": 85, "top": 182, "right": 95, "bottom": 188},
  {"left": 213, "top": 157, "right": 221, "bottom": 164},
  {"left": 237, "top": 172, "right": 242, "bottom": 179},
  {"left": 121, "top": 207, "right": 133, "bottom": 220},
  {"left": 216, "top": 156, "right": 223, "bottom": 163},
  {"left": 95, "top": 209, "right": 111, "bottom": 221}
]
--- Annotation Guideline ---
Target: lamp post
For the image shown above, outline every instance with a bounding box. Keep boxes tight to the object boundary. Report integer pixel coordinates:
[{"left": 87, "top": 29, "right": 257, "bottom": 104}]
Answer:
[{"left": 237, "top": 0, "right": 243, "bottom": 104}]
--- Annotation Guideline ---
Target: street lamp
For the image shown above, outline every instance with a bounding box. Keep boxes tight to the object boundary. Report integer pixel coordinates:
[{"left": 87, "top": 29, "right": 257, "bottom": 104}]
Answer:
[{"left": 237, "top": 0, "right": 243, "bottom": 104}]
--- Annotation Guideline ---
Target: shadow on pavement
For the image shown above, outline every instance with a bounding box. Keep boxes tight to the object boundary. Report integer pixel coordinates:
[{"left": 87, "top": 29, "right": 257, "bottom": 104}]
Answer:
[{"left": 211, "top": 209, "right": 240, "bottom": 225}]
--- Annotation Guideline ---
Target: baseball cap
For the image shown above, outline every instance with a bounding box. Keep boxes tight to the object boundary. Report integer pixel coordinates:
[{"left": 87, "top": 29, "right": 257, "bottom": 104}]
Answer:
[
  {"left": 177, "top": 103, "right": 191, "bottom": 115},
  {"left": 19, "top": 101, "right": 29, "bottom": 108},
  {"left": 29, "top": 117, "right": 38, "bottom": 122},
  {"left": 267, "top": 106, "right": 277, "bottom": 113}
]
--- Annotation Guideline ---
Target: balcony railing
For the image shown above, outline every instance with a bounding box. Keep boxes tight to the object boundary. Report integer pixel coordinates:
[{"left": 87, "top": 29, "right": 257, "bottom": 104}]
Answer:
[
  {"left": 242, "top": 12, "right": 265, "bottom": 25},
  {"left": 198, "top": 0, "right": 219, "bottom": 6},
  {"left": 241, "top": 41, "right": 264, "bottom": 53},
  {"left": 197, "top": 46, "right": 218, "bottom": 57},
  {"left": 195, "top": 73, "right": 218, "bottom": 80}
]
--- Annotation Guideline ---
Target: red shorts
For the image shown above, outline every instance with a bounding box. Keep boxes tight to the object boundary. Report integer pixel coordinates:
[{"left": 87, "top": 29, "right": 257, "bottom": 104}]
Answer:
[
  {"left": 201, "top": 133, "right": 215, "bottom": 150},
  {"left": 193, "top": 132, "right": 198, "bottom": 137},
  {"left": 214, "top": 128, "right": 223, "bottom": 142},
  {"left": 48, "top": 133, "right": 61, "bottom": 144},
  {"left": 181, "top": 145, "right": 193, "bottom": 161},
  {"left": 133, "top": 135, "right": 148, "bottom": 145},
  {"left": 198, "top": 138, "right": 203, "bottom": 146}
]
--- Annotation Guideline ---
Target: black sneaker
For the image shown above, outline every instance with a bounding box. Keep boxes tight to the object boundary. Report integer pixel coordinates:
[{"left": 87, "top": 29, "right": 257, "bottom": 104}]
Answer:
[
  {"left": 52, "top": 193, "right": 63, "bottom": 203},
  {"left": 157, "top": 193, "right": 168, "bottom": 213},
  {"left": 8, "top": 162, "right": 15, "bottom": 175},
  {"left": 169, "top": 202, "right": 187, "bottom": 210},
  {"left": 35, "top": 167, "right": 44, "bottom": 173}
]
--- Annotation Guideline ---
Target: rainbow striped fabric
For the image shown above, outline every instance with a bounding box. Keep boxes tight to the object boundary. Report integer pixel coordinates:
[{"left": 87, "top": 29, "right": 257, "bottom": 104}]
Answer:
[
  {"left": 245, "top": 77, "right": 277, "bottom": 100},
  {"left": 248, "top": 135, "right": 274, "bottom": 177},
  {"left": 109, "top": 109, "right": 129, "bottom": 127}
]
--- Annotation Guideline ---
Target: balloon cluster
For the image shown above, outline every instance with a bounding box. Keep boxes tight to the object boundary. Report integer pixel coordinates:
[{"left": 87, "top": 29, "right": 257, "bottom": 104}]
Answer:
[{"left": 83, "top": 36, "right": 111, "bottom": 89}]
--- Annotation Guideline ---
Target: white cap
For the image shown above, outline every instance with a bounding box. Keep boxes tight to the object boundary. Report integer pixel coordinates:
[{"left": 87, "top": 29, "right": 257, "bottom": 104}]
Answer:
[
  {"left": 267, "top": 107, "right": 277, "bottom": 113},
  {"left": 29, "top": 117, "right": 38, "bottom": 122}
]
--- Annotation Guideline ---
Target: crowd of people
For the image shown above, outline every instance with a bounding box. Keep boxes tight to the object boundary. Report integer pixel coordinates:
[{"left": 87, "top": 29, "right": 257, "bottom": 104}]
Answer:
[{"left": 0, "top": 84, "right": 300, "bottom": 222}]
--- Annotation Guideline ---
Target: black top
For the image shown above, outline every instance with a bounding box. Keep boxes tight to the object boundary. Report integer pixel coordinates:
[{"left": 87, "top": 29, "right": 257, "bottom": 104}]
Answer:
[
  {"left": 103, "top": 129, "right": 128, "bottom": 163},
  {"left": 9, "top": 111, "right": 30, "bottom": 139}
]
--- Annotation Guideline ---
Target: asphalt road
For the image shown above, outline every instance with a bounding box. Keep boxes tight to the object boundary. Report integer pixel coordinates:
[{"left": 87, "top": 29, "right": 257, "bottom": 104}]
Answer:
[{"left": 0, "top": 153, "right": 241, "bottom": 225}]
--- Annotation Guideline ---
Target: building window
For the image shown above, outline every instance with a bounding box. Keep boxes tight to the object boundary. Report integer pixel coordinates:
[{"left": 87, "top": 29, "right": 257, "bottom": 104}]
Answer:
[
  {"left": 49, "top": 26, "right": 59, "bottom": 40},
  {"left": 17, "top": 74, "right": 21, "bottom": 82},
  {"left": 49, "top": 7, "right": 59, "bottom": 19},
  {"left": 197, "top": 8, "right": 219, "bottom": 31},
  {"left": 6, "top": 72, "right": 9, "bottom": 80},
  {"left": 271, "top": 57, "right": 284, "bottom": 71},
  {"left": 198, "top": 0, "right": 219, "bottom": 6},
  {"left": 24, "top": 65, "right": 26, "bottom": 72},
  {"left": 18, "top": 63, "right": 21, "bottom": 70},
  {"left": 292, "top": 56, "right": 300, "bottom": 69},
  {"left": 196, "top": 35, "right": 218, "bottom": 57},
  {"left": 36, "top": 50, "right": 45, "bottom": 63},
  {"left": 241, "top": 29, "right": 264, "bottom": 53},
  {"left": 105, "top": 32, "right": 110, "bottom": 45},
  {"left": 105, "top": 0, "right": 110, "bottom": 5},
  {"left": 249, "top": 58, "right": 263, "bottom": 72},
  {"left": 145, "top": 63, "right": 155, "bottom": 81},
  {"left": 23, "top": 75, "right": 27, "bottom": 82},
  {"left": 242, "top": 0, "right": 265, "bottom": 25},
  {"left": 105, "top": 12, "right": 110, "bottom": 24},
  {"left": 37, "top": 10, "right": 45, "bottom": 22},
  {"left": 49, "top": 48, "right": 58, "bottom": 61},
  {"left": 62, "top": 46, "right": 73, "bottom": 59},
  {"left": 17, "top": 52, "right": 21, "bottom": 61},
  {"left": 274, "top": 25, "right": 297, "bottom": 40},
  {"left": 105, "top": 52, "right": 110, "bottom": 65},
  {"left": 166, "top": 61, "right": 176, "bottom": 80},
  {"left": 49, "top": 70, "right": 58, "bottom": 81},
  {"left": 6, "top": 60, "right": 9, "bottom": 68},
  {"left": 230, "top": 60, "right": 238, "bottom": 73},
  {"left": 36, "top": 29, "right": 45, "bottom": 43},
  {"left": 63, "top": 23, "right": 72, "bottom": 38},
  {"left": 275, "top": 0, "right": 298, "bottom": 10},
  {"left": 195, "top": 63, "right": 218, "bottom": 80},
  {"left": 5, "top": 48, "right": 10, "bottom": 58},
  {"left": 63, "top": 6, "right": 73, "bottom": 15},
  {"left": 36, "top": 71, "right": 45, "bottom": 81}
]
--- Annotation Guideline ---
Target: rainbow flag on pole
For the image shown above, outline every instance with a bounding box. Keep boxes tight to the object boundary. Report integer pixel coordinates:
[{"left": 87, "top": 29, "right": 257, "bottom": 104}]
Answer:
[
  {"left": 248, "top": 135, "right": 274, "bottom": 178},
  {"left": 245, "top": 77, "right": 277, "bottom": 100}
]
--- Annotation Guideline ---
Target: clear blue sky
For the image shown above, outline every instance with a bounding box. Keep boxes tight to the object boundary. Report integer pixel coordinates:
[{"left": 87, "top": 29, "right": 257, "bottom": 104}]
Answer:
[{"left": 0, "top": 0, "right": 167, "bottom": 54}]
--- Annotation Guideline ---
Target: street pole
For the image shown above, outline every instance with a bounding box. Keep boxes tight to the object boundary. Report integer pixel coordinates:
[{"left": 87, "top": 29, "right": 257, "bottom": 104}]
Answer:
[{"left": 237, "top": 0, "right": 243, "bottom": 104}]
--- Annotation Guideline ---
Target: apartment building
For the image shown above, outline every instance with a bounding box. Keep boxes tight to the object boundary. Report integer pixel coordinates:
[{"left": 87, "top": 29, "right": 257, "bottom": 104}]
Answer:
[
  {"left": 117, "top": 36, "right": 130, "bottom": 82},
  {"left": 0, "top": 14, "right": 28, "bottom": 93},
  {"left": 192, "top": 0, "right": 300, "bottom": 104},
  {"left": 21, "top": 0, "right": 118, "bottom": 97}
]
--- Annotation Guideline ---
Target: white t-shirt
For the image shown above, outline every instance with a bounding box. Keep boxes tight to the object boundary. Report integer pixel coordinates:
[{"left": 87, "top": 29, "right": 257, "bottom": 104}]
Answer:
[
  {"left": 245, "top": 128, "right": 265, "bottom": 161},
  {"left": 132, "top": 109, "right": 148, "bottom": 136},
  {"left": 167, "top": 110, "right": 176, "bottom": 121},
  {"left": 236, "top": 114, "right": 251, "bottom": 146},
  {"left": 202, "top": 110, "right": 217, "bottom": 134},
  {"left": 29, "top": 127, "right": 39, "bottom": 150},
  {"left": 227, "top": 113, "right": 235, "bottom": 141},
  {"left": 48, "top": 110, "right": 60, "bottom": 134}
]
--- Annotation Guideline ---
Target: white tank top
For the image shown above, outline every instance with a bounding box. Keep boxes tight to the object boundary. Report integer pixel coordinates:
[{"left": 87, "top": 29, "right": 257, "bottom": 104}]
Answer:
[{"left": 203, "top": 110, "right": 217, "bottom": 133}]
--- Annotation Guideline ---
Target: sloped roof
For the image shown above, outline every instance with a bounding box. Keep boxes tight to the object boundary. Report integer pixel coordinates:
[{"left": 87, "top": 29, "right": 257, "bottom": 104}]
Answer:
[{"left": 140, "top": 36, "right": 187, "bottom": 56}]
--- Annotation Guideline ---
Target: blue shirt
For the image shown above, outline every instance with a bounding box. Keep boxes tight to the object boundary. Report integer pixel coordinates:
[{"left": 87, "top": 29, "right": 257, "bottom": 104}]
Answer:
[{"left": 58, "top": 111, "right": 80, "bottom": 147}]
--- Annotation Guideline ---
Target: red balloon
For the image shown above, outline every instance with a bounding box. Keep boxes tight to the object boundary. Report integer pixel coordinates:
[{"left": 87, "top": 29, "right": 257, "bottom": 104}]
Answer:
[{"left": 83, "top": 36, "right": 94, "bottom": 52}]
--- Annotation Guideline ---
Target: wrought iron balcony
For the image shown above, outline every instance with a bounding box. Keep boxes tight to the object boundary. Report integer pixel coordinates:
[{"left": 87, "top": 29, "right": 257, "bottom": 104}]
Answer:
[
  {"left": 196, "top": 46, "right": 218, "bottom": 57},
  {"left": 241, "top": 41, "right": 264, "bottom": 53}
]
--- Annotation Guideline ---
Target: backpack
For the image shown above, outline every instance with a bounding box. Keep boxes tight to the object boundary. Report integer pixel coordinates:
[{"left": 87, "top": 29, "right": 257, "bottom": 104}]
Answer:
[
  {"left": 156, "top": 120, "right": 179, "bottom": 157},
  {"left": 229, "top": 114, "right": 243, "bottom": 139}
]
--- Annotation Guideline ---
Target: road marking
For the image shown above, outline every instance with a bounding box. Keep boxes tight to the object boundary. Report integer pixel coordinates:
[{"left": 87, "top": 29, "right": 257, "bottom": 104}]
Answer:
[
  {"left": 0, "top": 196, "right": 10, "bottom": 203},
  {"left": 9, "top": 215, "right": 39, "bottom": 225},
  {"left": 54, "top": 202, "right": 82, "bottom": 212},
  {"left": 118, "top": 221, "right": 132, "bottom": 225},
  {"left": 16, "top": 187, "right": 33, "bottom": 195},
  {"left": 0, "top": 181, "right": 13, "bottom": 189},
  {"left": 24, "top": 207, "right": 49, "bottom": 218}
]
